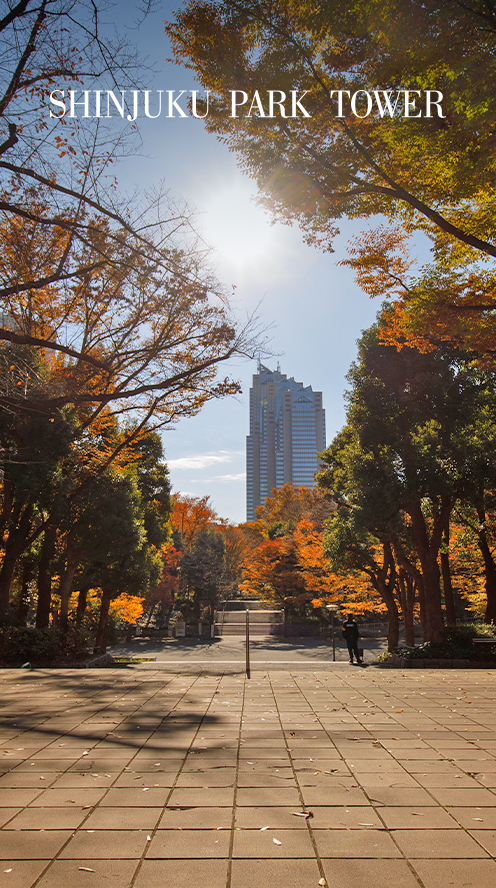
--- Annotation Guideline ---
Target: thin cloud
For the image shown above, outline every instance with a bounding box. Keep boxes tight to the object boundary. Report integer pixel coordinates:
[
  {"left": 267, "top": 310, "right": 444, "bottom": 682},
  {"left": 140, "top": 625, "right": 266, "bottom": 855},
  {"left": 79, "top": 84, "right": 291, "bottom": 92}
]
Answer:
[
  {"left": 167, "top": 452, "right": 234, "bottom": 471},
  {"left": 182, "top": 473, "right": 246, "bottom": 484}
]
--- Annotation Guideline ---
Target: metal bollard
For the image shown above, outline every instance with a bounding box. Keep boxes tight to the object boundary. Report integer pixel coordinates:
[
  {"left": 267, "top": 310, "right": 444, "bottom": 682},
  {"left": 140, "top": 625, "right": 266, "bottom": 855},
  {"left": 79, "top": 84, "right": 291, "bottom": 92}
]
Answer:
[{"left": 245, "top": 609, "right": 250, "bottom": 678}]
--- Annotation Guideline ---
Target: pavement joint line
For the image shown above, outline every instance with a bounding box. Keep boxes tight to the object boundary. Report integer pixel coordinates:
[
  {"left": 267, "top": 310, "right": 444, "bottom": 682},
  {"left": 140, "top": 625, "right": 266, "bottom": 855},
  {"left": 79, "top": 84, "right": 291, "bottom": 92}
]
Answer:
[
  {"left": 226, "top": 671, "right": 247, "bottom": 888},
  {"left": 3, "top": 670, "right": 168, "bottom": 758},
  {"left": 0, "top": 673, "right": 160, "bottom": 878},
  {"left": 293, "top": 672, "right": 430, "bottom": 888},
  {"left": 129, "top": 671, "right": 213, "bottom": 887},
  {"left": 267, "top": 672, "right": 328, "bottom": 884},
  {"left": 27, "top": 671, "right": 204, "bottom": 888}
]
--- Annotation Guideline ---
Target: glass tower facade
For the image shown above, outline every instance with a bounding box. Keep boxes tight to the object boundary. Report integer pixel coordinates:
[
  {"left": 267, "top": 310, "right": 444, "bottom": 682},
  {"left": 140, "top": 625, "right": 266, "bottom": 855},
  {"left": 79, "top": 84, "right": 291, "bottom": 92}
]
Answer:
[{"left": 246, "top": 364, "right": 326, "bottom": 521}]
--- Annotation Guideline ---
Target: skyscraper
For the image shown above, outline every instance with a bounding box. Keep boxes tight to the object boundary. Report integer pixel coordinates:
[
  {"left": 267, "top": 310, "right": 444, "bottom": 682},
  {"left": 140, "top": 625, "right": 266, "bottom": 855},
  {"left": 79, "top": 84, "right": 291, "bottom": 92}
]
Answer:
[{"left": 246, "top": 364, "right": 326, "bottom": 521}]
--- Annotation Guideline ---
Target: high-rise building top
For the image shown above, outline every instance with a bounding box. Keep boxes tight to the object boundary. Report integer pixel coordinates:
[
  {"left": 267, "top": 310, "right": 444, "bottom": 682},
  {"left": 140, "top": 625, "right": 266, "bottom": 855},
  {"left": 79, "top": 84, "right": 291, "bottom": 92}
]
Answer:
[{"left": 246, "top": 364, "right": 326, "bottom": 521}]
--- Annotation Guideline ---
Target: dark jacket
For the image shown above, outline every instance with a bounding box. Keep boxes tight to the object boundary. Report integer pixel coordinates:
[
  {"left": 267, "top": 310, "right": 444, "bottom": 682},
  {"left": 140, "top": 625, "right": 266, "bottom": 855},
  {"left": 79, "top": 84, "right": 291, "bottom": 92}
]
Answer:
[{"left": 342, "top": 619, "right": 359, "bottom": 640}]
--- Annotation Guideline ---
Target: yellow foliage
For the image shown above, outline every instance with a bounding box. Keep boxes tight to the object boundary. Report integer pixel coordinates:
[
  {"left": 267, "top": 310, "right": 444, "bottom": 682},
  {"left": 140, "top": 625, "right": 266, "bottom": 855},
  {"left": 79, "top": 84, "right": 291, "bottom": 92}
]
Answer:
[{"left": 109, "top": 593, "right": 144, "bottom": 624}]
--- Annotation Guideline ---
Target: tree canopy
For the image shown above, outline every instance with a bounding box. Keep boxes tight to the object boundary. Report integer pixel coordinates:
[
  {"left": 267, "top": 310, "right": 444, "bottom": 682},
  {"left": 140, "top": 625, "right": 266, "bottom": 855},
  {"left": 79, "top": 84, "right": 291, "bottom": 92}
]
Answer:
[
  {"left": 167, "top": 0, "right": 496, "bottom": 361},
  {"left": 318, "top": 324, "right": 496, "bottom": 642},
  {"left": 167, "top": 0, "right": 496, "bottom": 258}
]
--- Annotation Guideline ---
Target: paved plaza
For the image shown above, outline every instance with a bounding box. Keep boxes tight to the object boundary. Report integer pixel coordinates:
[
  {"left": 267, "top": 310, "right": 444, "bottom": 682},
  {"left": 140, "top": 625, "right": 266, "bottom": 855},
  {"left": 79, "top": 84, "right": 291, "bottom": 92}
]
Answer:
[{"left": 1, "top": 650, "right": 496, "bottom": 888}]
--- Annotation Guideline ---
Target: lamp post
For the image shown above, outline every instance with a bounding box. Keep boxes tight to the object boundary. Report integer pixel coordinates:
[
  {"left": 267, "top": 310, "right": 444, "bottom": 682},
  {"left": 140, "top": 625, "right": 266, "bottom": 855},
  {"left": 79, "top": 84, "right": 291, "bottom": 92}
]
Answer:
[{"left": 325, "top": 605, "right": 340, "bottom": 662}]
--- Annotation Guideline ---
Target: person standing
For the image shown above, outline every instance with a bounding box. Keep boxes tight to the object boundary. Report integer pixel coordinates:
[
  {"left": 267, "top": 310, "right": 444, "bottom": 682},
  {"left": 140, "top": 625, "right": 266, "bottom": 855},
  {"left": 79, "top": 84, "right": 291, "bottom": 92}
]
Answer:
[{"left": 342, "top": 614, "right": 362, "bottom": 664}]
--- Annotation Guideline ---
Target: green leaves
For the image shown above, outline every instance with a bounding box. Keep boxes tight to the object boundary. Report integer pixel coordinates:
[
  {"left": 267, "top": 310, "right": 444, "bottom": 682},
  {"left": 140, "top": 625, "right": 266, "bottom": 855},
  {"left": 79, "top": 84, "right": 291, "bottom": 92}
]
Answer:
[{"left": 167, "top": 0, "right": 496, "bottom": 257}]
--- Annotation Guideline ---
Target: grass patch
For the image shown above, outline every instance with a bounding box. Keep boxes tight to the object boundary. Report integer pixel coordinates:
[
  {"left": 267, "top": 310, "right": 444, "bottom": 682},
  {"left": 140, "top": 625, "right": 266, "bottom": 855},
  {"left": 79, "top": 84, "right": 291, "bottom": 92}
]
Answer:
[{"left": 113, "top": 657, "right": 156, "bottom": 663}]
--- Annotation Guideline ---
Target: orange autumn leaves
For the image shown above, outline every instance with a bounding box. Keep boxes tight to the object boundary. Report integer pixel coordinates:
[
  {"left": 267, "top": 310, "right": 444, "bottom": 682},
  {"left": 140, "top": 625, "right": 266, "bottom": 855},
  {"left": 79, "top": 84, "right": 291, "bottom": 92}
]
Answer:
[
  {"left": 340, "top": 222, "right": 496, "bottom": 361},
  {"left": 239, "top": 485, "right": 386, "bottom": 617}
]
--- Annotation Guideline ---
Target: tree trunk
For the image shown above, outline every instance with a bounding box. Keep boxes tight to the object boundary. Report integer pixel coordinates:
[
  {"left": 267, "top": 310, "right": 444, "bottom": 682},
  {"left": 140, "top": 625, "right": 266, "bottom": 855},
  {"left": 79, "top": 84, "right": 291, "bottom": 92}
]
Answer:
[
  {"left": 16, "top": 559, "right": 34, "bottom": 626},
  {"left": 59, "top": 529, "right": 78, "bottom": 633},
  {"left": 370, "top": 542, "right": 398, "bottom": 651},
  {"left": 36, "top": 523, "right": 57, "bottom": 628},
  {"left": 384, "top": 595, "right": 400, "bottom": 651},
  {"left": 76, "top": 582, "right": 89, "bottom": 626},
  {"left": 145, "top": 601, "right": 157, "bottom": 628},
  {"left": 389, "top": 523, "right": 426, "bottom": 640},
  {"left": 440, "top": 520, "right": 456, "bottom": 626},
  {"left": 94, "top": 588, "right": 112, "bottom": 654},
  {"left": 397, "top": 569, "right": 416, "bottom": 646},
  {"left": 475, "top": 501, "right": 496, "bottom": 624},
  {"left": 407, "top": 499, "right": 450, "bottom": 644},
  {"left": 0, "top": 504, "right": 33, "bottom": 619},
  {"left": 421, "top": 556, "right": 445, "bottom": 643},
  {"left": 0, "top": 548, "right": 21, "bottom": 619}
]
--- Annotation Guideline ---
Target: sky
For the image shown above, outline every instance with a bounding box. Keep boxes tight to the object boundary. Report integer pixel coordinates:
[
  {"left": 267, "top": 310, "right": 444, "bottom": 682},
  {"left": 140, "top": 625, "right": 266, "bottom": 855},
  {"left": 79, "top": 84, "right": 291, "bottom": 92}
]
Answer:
[{"left": 94, "top": 1, "right": 382, "bottom": 522}]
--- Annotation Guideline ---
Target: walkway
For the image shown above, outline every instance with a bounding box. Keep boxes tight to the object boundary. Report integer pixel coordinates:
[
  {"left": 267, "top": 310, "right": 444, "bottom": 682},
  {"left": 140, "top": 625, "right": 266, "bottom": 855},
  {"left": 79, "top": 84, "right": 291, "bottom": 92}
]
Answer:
[
  {"left": 1, "top": 661, "right": 496, "bottom": 887},
  {"left": 108, "top": 632, "right": 388, "bottom": 667}
]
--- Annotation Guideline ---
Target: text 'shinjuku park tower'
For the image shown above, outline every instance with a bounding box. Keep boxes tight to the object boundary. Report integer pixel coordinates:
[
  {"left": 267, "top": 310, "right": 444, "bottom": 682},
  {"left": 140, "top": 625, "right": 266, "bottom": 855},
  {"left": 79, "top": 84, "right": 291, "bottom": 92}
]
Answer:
[{"left": 246, "top": 364, "right": 326, "bottom": 521}]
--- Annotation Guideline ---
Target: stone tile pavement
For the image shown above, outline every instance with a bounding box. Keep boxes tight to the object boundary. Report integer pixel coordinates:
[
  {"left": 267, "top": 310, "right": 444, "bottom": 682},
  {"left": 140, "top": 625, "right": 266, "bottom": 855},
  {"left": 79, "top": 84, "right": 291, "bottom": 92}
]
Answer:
[{"left": 1, "top": 664, "right": 496, "bottom": 887}]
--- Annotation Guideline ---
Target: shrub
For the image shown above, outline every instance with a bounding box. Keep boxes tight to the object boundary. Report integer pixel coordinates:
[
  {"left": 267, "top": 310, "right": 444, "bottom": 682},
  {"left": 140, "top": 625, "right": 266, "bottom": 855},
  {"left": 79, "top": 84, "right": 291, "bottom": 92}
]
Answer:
[
  {"left": 0, "top": 626, "right": 91, "bottom": 666},
  {"left": 378, "top": 622, "right": 496, "bottom": 662}
]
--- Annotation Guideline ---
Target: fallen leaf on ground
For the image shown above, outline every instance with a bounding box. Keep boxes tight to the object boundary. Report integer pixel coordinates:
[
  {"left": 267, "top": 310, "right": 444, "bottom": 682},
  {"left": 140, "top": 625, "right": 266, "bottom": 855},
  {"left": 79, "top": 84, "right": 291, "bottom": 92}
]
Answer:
[
  {"left": 78, "top": 867, "right": 95, "bottom": 872},
  {"left": 291, "top": 811, "right": 313, "bottom": 818},
  {"left": 273, "top": 838, "right": 282, "bottom": 845}
]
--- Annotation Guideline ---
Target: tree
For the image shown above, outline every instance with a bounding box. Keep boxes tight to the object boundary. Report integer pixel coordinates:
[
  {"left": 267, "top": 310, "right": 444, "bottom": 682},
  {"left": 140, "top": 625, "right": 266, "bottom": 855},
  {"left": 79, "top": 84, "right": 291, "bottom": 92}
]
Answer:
[
  {"left": 171, "top": 493, "right": 218, "bottom": 546},
  {"left": 0, "top": 376, "right": 175, "bottom": 636},
  {"left": 239, "top": 484, "right": 344, "bottom": 634},
  {"left": 0, "top": 1, "right": 265, "bottom": 635},
  {"left": 0, "top": 186, "right": 258, "bottom": 426},
  {"left": 167, "top": 0, "right": 496, "bottom": 258},
  {"left": 110, "top": 593, "right": 144, "bottom": 626},
  {"left": 179, "top": 528, "right": 225, "bottom": 623},
  {"left": 142, "top": 543, "right": 180, "bottom": 627},
  {"left": 318, "top": 324, "right": 496, "bottom": 642},
  {"left": 0, "top": 348, "right": 77, "bottom": 617},
  {"left": 218, "top": 522, "right": 251, "bottom": 600},
  {"left": 0, "top": 2, "right": 262, "bottom": 431},
  {"left": 342, "top": 232, "right": 496, "bottom": 364},
  {"left": 240, "top": 533, "right": 308, "bottom": 635},
  {"left": 323, "top": 508, "right": 399, "bottom": 650},
  {"left": 244, "top": 482, "right": 333, "bottom": 542},
  {"left": 83, "top": 471, "right": 161, "bottom": 654},
  {"left": 0, "top": 0, "right": 149, "bottom": 334},
  {"left": 168, "top": 1, "right": 496, "bottom": 364},
  {"left": 129, "top": 431, "right": 172, "bottom": 550}
]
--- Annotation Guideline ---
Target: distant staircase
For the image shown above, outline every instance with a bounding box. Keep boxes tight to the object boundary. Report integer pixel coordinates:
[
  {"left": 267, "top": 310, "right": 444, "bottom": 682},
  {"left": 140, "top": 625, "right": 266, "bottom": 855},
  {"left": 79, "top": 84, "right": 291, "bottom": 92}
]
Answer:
[{"left": 215, "top": 600, "right": 283, "bottom": 637}]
